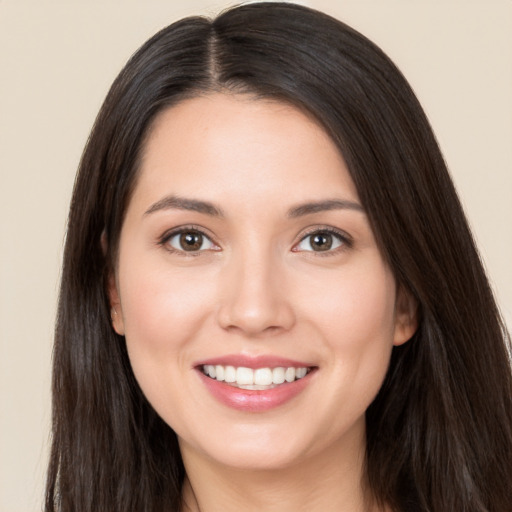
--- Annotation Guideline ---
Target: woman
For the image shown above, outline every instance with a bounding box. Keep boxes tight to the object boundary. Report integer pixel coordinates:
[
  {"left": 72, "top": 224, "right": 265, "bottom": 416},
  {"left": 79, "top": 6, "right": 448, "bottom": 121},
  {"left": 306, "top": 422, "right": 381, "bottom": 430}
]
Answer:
[{"left": 46, "top": 2, "right": 512, "bottom": 511}]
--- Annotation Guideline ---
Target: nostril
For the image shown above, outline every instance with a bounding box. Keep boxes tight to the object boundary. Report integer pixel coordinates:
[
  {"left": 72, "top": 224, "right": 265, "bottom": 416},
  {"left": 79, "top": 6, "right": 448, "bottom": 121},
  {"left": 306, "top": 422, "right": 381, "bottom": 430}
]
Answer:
[{"left": 216, "top": 295, "right": 296, "bottom": 336}]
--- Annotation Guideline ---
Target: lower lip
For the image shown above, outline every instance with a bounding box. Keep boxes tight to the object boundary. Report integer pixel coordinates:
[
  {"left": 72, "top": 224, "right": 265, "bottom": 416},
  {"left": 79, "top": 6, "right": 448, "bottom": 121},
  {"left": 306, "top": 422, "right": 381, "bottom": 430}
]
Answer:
[{"left": 198, "top": 370, "right": 314, "bottom": 412}]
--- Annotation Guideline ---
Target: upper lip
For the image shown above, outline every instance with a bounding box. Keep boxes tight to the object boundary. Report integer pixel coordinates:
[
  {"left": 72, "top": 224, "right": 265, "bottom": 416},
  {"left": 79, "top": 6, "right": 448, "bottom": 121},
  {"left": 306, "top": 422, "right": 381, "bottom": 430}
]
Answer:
[{"left": 194, "top": 354, "right": 316, "bottom": 370}]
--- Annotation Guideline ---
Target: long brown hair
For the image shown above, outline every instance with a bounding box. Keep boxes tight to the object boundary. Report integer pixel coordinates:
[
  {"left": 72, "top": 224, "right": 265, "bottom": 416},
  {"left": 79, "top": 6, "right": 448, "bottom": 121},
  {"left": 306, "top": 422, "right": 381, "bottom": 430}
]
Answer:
[{"left": 46, "top": 3, "right": 512, "bottom": 511}]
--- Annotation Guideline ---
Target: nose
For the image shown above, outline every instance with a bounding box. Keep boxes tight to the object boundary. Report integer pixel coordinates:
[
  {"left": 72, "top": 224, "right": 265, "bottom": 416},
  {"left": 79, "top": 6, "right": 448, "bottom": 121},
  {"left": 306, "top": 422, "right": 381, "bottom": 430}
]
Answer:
[{"left": 216, "top": 249, "right": 296, "bottom": 337}]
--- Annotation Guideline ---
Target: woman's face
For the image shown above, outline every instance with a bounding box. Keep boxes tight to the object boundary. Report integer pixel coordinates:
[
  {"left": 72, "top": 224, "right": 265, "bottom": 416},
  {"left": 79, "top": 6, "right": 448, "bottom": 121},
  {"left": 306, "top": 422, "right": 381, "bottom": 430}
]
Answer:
[{"left": 110, "top": 94, "right": 415, "bottom": 471}]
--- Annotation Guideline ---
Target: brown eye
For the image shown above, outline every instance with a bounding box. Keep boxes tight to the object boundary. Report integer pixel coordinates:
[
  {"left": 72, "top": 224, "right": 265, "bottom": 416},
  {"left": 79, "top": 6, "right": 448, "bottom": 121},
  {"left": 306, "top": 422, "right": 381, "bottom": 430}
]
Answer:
[
  {"left": 310, "top": 233, "right": 333, "bottom": 251},
  {"left": 167, "top": 230, "right": 215, "bottom": 252},
  {"left": 295, "top": 230, "right": 345, "bottom": 252},
  {"left": 180, "top": 232, "right": 203, "bottom": 251}
]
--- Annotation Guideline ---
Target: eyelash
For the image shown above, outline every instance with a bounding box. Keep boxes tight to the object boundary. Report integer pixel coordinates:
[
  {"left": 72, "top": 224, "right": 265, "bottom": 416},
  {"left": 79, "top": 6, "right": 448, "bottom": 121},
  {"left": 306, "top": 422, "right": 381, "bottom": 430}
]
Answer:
[
  {"left": 158, "top": 225, "right": 353, "bottom": 257},
  {"left": 158, "top": 225, "right": 218, "bottom": 257},
  {"left": 293, "top": 226, "right": 353, "bottom": 256}
]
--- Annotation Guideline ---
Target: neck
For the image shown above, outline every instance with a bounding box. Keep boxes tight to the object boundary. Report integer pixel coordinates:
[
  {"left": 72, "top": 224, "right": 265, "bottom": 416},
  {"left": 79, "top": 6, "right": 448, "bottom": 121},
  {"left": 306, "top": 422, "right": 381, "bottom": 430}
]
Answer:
[{"left": 179, "top": 422, "right": 383, "bottom": 512}]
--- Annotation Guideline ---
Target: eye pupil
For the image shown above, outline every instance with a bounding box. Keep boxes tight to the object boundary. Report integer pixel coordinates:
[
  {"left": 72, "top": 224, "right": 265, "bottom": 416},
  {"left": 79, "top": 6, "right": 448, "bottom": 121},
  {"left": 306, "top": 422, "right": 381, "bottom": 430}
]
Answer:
[
  {"left": 311, "top": 233, "right": 332, "bottom": 251},
  {"left": 180, "top": 232, "right": 202, "bottom": 251}
]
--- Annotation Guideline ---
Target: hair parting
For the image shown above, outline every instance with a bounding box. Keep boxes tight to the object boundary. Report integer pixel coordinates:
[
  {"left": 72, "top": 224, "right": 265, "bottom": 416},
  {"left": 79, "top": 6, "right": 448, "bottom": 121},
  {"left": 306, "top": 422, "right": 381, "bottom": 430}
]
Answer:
[{"left": 46, "top": 3, "right": 512, "bottom": 511}]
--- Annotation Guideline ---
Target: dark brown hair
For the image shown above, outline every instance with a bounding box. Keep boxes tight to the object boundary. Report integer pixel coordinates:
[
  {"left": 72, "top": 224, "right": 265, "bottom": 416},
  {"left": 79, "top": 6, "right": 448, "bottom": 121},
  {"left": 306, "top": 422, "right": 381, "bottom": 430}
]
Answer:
[{"left": 46, "top": 3, "right": 512, "bottom": 511}]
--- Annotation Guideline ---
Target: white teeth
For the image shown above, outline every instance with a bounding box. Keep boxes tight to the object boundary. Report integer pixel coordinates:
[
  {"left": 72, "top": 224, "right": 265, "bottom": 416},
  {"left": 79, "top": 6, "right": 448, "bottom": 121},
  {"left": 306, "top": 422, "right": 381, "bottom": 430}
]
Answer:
[
  {"left": 205, "top": 365, "right": 216, "bottom": 378},
  {"left": 296, "top": 367, "right": 307, "bottom": 379},
  {"left": 202, "top": 364, "right": 311, "bottom": 387},
  {"left": 224, "top": 365, "right": 236, "bottom": 383},
  {"left": 254, "top": 368, "right": 273, "bottom": 386},
  {"left": 236, "top": 367, "right": 254, "bottom": 385},
  {"left": 272, "top": 367, "right": 285, "bottom": 384},
  {"left": 215, "top": 365, "right": 225, "bottom": 381},
  {"left": 285, "top": 367, "right": 296, "bottom": 383}
]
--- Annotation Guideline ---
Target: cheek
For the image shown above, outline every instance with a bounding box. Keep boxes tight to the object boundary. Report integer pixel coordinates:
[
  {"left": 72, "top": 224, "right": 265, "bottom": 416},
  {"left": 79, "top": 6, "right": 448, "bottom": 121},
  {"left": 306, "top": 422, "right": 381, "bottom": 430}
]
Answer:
[
  {"left": 295, "top": 262, "right": 396, "bottom": 439},
  {"left": 121, "top": 255, "right": 213, "bottom": 333},
  {"left": 117, "top": 252, "right": 218, "bottom": 388},
  {"left": 303, "top": 258, "right": 396, "bottom": 345},
  {"left": 300, "top": 259, "right": 396, "bottom": 395}
]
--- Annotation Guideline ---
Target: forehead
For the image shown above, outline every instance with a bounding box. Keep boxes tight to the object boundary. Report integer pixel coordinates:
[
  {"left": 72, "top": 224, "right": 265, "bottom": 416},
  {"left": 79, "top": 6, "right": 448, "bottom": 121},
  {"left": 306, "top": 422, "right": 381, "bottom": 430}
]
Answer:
[{"left": 132, "top": 93, "right": 359, "bottom": 211}]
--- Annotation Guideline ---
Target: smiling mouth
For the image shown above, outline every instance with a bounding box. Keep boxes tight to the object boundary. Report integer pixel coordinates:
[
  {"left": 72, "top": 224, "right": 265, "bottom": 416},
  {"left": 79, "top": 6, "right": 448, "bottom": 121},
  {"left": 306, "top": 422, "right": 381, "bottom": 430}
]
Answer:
[{"left": 201, "top": 365, "right": 314, "bottom": 390}]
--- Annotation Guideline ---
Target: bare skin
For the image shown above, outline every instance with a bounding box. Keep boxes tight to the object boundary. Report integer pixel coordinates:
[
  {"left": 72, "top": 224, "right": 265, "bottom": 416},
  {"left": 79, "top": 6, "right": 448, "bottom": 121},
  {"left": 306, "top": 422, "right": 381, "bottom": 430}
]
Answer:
[
  {"left": 180, "top": 416, "right": 375, "bottom": 512},
  {"left": 110, "top": 94, "right": 415, "bottom": 512}
]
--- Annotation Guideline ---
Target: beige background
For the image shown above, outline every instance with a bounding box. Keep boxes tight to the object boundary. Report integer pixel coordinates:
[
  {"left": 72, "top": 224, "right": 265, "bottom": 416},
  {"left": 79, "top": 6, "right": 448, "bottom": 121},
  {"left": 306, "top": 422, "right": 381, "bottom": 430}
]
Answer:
[{"left": 0, "top": 1, "right": 510, "bottom": 510}]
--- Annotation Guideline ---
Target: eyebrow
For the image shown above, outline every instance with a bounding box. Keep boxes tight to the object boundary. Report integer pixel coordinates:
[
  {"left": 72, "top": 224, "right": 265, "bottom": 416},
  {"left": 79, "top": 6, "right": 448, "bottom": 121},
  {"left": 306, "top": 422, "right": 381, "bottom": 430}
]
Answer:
[
  {"left": 144, "top": 195, "right": 224, "bottom": 217},
  {"left": 144, "top": 195, "right": 364, "bottom": 218},
  {"left": 287, "top": 199, "right": 364, "bottom": 218}
]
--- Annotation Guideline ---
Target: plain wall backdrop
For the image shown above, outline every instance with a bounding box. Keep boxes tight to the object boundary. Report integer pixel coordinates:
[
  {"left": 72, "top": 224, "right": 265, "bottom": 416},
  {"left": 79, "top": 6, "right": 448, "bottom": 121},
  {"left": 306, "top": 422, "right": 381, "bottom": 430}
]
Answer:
[{"left": 1, "top": 1, "right": 511, "bottom": 510}]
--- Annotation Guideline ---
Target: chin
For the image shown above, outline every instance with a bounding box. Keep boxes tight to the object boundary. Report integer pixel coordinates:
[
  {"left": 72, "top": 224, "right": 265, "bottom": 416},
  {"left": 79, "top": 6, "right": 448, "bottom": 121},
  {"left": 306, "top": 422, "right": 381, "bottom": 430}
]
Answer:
[{"left": 177, "top": 417, "right": 355, "bottom": 473}]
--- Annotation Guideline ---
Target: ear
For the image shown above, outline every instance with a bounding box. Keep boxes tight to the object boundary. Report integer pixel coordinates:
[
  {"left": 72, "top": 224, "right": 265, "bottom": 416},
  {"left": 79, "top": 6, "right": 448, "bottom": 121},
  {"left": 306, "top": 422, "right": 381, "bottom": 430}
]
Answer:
[
  {"left": 393, "top": 286, "right": 418, "bottom": 346},
  {"left": 102, "top": 231, "right": 125, "bottom": 336}
]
